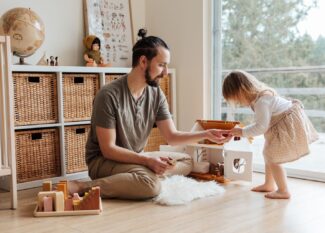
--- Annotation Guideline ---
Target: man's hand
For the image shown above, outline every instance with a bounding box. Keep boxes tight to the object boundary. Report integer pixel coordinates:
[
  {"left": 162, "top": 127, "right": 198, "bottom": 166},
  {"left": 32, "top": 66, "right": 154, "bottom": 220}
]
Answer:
[
  {"left": 145, "top": 157, "right": 169, "bottom": 175},
  {"left": 206, "top": 129, "right": 233, "bottom": 144},
  {"left": 230, "top": 127, "right": 243, "bottom": 136}
]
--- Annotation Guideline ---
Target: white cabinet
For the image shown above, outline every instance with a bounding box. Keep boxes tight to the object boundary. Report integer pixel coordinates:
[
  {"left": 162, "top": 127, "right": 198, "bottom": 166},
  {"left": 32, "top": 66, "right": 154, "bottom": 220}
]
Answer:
[{"left": 10, "top": 65, "right": 176, "bottom": 190}]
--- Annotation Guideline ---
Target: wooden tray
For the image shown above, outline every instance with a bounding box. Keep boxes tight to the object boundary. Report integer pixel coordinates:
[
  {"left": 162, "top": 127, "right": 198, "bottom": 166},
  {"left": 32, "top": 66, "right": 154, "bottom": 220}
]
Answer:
[
  {"left": 189, "top": 172, "right": 230, "bottom": 184},
  {"left": 196, "top": 120, "right": 240, "bottom": 144},
  {"left": 196, "top": 120, "right": 240, "bottom": 130},
  {"left": 33, "top": 198, "right": 102, "bottom": 217}
]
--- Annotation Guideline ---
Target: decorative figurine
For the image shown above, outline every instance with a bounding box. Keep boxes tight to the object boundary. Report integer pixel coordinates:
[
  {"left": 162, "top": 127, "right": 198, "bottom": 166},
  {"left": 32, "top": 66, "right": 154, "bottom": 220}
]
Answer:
[
  {"left": 83, "top": 35, "right": 111, "bottom": 67},
  {"left": 49, "top": 56, "right": 55, "bottom": 66}
]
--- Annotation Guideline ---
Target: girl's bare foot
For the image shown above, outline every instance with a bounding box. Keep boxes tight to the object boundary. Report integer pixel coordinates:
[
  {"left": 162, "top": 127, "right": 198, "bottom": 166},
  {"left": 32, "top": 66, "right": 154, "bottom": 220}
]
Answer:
[
  {"left": 251, "top": 184, "right": 276, "bottom": 192},
  {"left": 265, "top": 191, "right": 291, "bottom": 199}
]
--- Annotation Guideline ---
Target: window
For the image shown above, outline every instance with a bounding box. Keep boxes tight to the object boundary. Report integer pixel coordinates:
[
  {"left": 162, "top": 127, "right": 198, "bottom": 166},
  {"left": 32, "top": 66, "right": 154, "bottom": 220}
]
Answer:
[{"left": 213, "top": 0, "right": 325, "bottom": 181}]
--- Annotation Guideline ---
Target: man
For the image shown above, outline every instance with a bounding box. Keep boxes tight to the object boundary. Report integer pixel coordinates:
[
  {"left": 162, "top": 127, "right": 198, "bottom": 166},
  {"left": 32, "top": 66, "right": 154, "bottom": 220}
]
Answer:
[{"left": 69, "top": 30, "right": 231, "bottom": 199}]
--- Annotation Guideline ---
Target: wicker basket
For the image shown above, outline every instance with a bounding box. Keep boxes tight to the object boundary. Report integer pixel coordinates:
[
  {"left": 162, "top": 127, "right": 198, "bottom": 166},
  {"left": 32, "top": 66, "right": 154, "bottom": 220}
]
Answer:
[
  {"left": 160, "top": 75, "right": 170, "bottom": 105},
  {"left": 15, "top": 128, "right": 61, "bottom": 183},
  {"left": 13, "top": 72, "right": 58, "bottom": 126},
  {"left": 144, "top": 127, "right": 167, "bottom": 152},
  {"left": 64, "top": 125, "right": 90, "bottom": 173},
  {"left": 63, "top": 73, "right": 99, "bottom": 121},
  {"left": 105, "top": 74, "right": 125, "bottom": 85}
]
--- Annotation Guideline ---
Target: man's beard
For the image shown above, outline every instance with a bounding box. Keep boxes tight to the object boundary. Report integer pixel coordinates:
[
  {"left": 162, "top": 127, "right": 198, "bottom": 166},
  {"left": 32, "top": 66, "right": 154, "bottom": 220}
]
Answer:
[{"left": 145, "top": 67, "right": 162, "bottom": 87}]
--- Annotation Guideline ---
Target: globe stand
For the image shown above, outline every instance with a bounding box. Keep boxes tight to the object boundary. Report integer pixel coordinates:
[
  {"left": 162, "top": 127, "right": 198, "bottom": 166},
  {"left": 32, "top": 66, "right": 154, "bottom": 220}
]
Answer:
[
  {"left": 19, "top": 57, "right": 26, "bottom": 65},
  {"left": 13, "top": 52, "right": 31, "bottom": 65}
]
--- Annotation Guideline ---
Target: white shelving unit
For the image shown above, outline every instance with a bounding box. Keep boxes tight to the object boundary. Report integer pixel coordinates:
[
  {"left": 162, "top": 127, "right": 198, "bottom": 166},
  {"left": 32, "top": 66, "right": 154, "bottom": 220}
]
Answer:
[{"left": 9, "top": 65, "right": 177, "bottom": 190}]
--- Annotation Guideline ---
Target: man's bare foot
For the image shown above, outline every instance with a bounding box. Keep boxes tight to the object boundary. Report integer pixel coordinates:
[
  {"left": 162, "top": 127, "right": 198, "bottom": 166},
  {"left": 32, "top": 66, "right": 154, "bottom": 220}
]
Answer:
[
  {"left": 68, "top": 180, "right": 85, "bottom": 195},
  {"left": 251, "top": 184, "right": 276, "bottom": 192},
  {"left": 265, "top": 191, "right": 291, "bottom": 199}
]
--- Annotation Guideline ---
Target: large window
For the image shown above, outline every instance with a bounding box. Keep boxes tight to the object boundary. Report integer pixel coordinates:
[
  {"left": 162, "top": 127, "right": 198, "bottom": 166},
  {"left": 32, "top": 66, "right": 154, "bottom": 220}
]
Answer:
[{"left": 213, "top": 0, "right": 325, "bottom": 181}]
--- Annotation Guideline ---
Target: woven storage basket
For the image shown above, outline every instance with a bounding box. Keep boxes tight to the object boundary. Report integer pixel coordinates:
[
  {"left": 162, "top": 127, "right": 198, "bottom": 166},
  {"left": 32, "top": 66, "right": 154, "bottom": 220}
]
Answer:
[
  {"left": 15, "top": 128, "right": 60, "bottom": 183},
  {"left": 160, "top": 75, "right": 170, "bottom": 107},
  {"left": 144, "top": 127, "right": 167, "bottom": 152},
  {"left": 64, "top": 125, "right": 90, "bottom": 173},
  {"left": 13, "top": 72, "right": 58, "bottom": 126},
  {"left": 63, "top": 73, "right": 99, "bottom": 121},
  {"left": 105, "top": 74, "right": 124, "bottom": 85}
]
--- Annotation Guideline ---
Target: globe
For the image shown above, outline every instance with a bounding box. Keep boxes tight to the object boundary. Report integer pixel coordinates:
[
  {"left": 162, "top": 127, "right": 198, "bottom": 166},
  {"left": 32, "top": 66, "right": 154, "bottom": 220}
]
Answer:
[{"left": 0, "top": 7, "right": 45, "bottom": 64}]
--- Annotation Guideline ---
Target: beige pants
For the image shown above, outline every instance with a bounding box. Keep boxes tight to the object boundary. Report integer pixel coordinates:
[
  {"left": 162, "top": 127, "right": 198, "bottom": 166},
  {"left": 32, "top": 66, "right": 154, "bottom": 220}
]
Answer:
[{"left": 84, "top": 152, "right": 192, "bottom": 199}]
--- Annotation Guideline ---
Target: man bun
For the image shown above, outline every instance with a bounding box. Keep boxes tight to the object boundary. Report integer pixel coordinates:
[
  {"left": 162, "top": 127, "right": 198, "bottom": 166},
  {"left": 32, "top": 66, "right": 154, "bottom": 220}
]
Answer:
[{"left": 137, "top": 28, "right": 147, "bottom": 39}]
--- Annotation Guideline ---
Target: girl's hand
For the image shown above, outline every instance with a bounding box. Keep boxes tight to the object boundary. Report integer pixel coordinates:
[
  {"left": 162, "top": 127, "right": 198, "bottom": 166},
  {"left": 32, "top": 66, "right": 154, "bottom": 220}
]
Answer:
[
  {"left": 206, "top": 129, "right": 233, "bottom": 144},
  {"left": 230, "top": 127, "right": 243, "bottom": 136}
]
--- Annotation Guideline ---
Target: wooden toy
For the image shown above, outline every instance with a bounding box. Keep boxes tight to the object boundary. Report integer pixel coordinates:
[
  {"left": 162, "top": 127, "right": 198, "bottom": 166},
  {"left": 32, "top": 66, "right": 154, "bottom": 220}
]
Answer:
[
  {"left": 34, "top": 185, "right": 102, "bottom": 217},
  {"left": 160, "top": 128, "right": 253, "bottom": 183},
  {"left": 188, "top": 172, "right": 229, "bottom": 184},
  {"left": 37, "top": 191, "right": 64, "bottom": 212},
  {"left": 64, "top": 199, "right": 73, "bottom": 211},
  {"left": 43, "top": 196, "right": 53, "bottom": 212},
  {"left": 42, "top": 180, "right": 52, "bottom": 191},
  {"left": 196, "top": 120, "right": 240, "bottom": 144},
  {"left": 77, "top": 187, "right": 100, "bottom": 211},
  {"left": 56, "top": 183, "right": 68, "bottom": 200}
]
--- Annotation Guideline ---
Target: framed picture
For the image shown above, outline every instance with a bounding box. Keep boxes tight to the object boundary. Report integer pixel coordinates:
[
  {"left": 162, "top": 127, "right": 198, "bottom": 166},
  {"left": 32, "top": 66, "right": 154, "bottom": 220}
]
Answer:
[{"left": 84, "top": 0, "right": 134, "bottom": 67}]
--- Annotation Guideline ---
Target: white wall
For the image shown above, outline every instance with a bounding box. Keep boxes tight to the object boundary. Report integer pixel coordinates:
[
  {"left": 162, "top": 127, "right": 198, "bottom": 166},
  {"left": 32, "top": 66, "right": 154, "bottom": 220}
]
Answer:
[
  {"left": 0, "top": 0, "right": 146, "bottom": 66},
  {"left": 146, "top": 0, "right": 212, "bottom": 130}
]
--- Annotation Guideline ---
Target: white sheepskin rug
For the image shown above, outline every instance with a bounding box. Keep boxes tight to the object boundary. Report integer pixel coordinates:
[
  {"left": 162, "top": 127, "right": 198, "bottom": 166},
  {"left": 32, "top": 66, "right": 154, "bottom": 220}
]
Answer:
[{"left": 153, "top": 175, "right": 225, "bottom": 206}]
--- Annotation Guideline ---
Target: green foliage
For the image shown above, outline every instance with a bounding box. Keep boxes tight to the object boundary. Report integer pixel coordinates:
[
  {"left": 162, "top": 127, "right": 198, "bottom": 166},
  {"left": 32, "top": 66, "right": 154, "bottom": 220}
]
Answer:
[
  {"left": 222, "top": 0, "right": 319, "bottom": 69},
  {"left": 221, "top": 0, "right": 325, "bottom": 131}
]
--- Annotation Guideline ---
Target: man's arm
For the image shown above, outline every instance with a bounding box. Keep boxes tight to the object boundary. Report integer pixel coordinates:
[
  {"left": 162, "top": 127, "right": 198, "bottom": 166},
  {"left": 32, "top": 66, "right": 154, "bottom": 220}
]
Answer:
[
  {"left": 96, "top": 126, "right": 170, "bottom": 175},
  {"left": 156, "top": 119, "right": 232, "bottom": 145}
]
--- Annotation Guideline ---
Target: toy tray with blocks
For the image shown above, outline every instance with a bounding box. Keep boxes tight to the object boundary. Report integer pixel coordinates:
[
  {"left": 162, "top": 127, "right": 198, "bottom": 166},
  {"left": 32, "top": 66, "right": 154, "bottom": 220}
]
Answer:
[
  {"left": 34, "top": 180, "right": 102, "bottom": 217},
  {"left": 196, "top": 120, "right": 240, "bottom": 144},
  {"left": 33, "top": 199, "right": 102, "bottom": 217}
]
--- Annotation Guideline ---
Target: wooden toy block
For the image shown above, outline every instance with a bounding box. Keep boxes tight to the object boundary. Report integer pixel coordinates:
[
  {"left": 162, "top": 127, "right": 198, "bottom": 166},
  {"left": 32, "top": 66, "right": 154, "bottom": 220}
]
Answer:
[
  {"left": 64, "top": 198, "right": 73, "bottom": 211},
  {"left": 59, "top": 180, "right": 68, "bottom": 198},
  {"left": 43, "top": 196, "right": 53, "bottom": 212},
  {"left": 37, "top": 191, "right": 64, "bottom": 212},
  {"left": 56, "top": 183, "right": 68, "bottom": 200},
  {"left": 72, "top": 193, "right": 82, "bottom": 200},
  {"left": 42, "top": 180, "right": 52, "bottom": 191},
  {"left": 79, "top": 186, "right": 100, "bottom": 210}
]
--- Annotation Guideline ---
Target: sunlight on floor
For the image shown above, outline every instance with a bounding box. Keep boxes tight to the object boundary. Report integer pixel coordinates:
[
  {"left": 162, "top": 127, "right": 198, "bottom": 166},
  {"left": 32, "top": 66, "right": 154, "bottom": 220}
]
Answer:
[{"left": 252, "top": 133, "right": 325, "bottom": 173}]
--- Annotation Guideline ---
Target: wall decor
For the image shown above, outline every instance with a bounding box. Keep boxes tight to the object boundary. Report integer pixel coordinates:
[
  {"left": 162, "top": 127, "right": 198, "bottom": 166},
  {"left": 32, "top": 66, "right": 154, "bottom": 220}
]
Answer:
[{"left": 84, "top": 0, "right": 133, "bottom": 67}]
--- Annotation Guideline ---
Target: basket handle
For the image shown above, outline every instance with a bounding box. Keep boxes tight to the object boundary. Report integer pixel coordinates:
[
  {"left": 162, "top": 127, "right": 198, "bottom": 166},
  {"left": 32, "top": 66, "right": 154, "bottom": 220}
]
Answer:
[
  {"left": 76, "top": 128, "right": 86, "bottom": 134},
  {"left": 31, "top": 133, "right": 42, "bottom": 140},
  {"left": 28, "top": 76, "right": 40, "bottom": 83},
  {"left": 74, "top": 77, "right": 84, "bottom": 84}
]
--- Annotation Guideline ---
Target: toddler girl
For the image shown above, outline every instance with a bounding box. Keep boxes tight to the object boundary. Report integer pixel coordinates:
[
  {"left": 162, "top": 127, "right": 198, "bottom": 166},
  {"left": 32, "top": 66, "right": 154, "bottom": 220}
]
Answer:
[{"left": 222, "top": 70, "right": 318, "bottom": 199}]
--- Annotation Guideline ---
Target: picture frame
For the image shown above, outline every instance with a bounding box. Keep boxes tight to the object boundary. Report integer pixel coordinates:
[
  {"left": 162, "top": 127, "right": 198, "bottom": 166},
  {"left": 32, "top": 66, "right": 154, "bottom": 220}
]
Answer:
[{"left": 83, "top": 0, "right": 134, "bottom": 67}]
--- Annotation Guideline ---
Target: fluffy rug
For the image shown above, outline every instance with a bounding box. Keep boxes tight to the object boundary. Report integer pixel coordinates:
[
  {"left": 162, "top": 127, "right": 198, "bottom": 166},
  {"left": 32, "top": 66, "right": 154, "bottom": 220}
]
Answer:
[{"left": 153, "top": 175, "right": 224, "bottom": 206}]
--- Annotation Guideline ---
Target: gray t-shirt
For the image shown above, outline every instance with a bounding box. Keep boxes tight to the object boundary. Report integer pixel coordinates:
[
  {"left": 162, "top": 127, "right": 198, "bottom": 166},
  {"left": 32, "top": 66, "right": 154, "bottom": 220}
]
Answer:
[{"left": 85, "top": 75, "right": 171, "bottom": 164}]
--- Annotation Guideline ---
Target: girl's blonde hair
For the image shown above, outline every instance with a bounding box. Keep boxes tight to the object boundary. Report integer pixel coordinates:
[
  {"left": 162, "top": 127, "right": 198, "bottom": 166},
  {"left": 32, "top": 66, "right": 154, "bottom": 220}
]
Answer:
[{"left": 222, "top": 70, "right": 277, "bottom": 104}]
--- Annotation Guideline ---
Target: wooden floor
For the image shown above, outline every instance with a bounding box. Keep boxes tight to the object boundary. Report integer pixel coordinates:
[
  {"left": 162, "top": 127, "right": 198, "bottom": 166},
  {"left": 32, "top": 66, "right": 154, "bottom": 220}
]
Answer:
[{"left": 1, "top": 173, "right": 325, "bottom": 233}]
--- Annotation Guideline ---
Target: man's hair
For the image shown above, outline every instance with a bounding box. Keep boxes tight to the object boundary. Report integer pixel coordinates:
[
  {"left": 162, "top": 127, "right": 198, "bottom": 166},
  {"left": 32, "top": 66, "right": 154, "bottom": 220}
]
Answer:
[{"left": 132, "top": 28, "right": 169, "bottom": 67}]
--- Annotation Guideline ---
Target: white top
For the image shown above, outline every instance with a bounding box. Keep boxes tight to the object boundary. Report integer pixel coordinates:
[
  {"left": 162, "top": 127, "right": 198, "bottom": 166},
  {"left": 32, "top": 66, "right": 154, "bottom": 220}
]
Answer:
[{"left": 242, "top": 95, "right": 292, "bottom": 137}]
